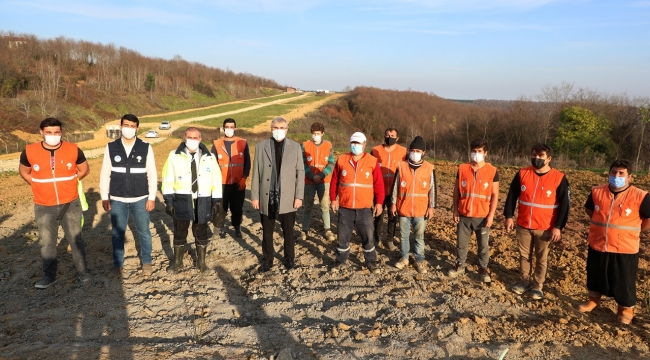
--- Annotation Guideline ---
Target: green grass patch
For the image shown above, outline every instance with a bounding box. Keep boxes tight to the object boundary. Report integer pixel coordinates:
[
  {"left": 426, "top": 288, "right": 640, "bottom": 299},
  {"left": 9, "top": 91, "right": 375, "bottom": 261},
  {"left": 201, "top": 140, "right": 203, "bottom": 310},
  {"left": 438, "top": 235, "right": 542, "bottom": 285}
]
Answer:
[
  {"left": 194, "top": 104, "right": 297, "bottom": 128},
  {"left": 282, "top": 94, "right": 331, "bottom": 105},
  {"left": 138, "top": 102, "right": 257, "bottom": 124},
  {"left": 243, "top": 93, "right": 302, "bottom": 104}
]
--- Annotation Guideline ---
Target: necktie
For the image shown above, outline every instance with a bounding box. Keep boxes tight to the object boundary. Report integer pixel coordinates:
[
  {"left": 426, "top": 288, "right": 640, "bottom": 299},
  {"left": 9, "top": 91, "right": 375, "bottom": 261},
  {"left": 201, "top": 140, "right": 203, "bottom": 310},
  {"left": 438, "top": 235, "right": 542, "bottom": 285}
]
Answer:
[{"left": 191, "top": 153, "right": 198, "bottom": 193}]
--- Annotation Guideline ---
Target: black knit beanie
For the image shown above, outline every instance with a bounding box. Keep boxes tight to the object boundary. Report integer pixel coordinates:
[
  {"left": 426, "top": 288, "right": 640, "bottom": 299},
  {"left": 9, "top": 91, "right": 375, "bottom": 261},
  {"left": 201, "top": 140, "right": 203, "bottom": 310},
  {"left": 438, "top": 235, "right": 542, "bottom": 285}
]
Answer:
[{"left": 409, "top": 136, "right": 426, "bottom": 151}]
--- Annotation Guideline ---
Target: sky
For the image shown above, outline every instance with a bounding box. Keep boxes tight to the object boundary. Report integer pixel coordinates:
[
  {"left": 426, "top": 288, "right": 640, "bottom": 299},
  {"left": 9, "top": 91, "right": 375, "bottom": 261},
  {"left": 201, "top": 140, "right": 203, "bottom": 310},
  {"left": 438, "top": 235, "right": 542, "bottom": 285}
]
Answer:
[{"left": 1, "top": 0, "right": 649, "bottom": 100}]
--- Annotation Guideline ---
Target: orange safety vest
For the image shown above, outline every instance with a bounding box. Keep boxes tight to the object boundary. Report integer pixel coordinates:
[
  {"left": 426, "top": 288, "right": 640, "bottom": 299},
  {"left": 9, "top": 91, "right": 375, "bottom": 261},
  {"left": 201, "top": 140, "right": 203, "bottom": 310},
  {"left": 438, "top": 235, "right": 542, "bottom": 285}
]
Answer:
[
  {"left": 457, "top": 163, "right": 497, "bottom": 218},
  {"left": 588, "top": 185, "right": 647, "bottom": 254},
  {"left": 303, "top": 140, "right": 332, "bottom": 184},
  {"left": 25, "top": 141, "right": 80, "bottom": 206},
  {"left": 213, "top": 137, "right": 247, "bottom": 185},
  {"left": 336, "top": 153, "right": 378, "bottom": 209},
  {"left": 371, "top": 144, "right": 407, "bottom": 197},
  {"left": 395, "top": 161, "right": 435, "bottom": 217},
  {"left": 516, "top": 167, "right": 565, "bottom": 230}
]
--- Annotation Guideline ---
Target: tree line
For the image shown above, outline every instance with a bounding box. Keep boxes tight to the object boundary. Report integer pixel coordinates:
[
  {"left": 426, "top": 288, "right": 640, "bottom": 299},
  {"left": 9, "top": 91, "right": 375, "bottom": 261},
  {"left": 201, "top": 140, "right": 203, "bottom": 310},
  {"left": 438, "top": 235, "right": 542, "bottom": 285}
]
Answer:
[
  {"left": 314, "top": 86, "right": 649, "bottom": 171},
  {"left": 0, "top": 31, "right": 284, "bottom": 139}
]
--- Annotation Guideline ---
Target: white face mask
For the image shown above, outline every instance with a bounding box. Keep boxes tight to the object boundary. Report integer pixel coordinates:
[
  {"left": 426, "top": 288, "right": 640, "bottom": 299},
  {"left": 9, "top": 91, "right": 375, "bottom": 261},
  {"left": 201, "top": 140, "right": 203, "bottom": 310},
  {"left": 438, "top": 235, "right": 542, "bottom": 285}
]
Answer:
[
  {"left": 312, "top": 134, "right": 322, "bottom": 143},
  {"left": 185, "top": 139, "right": 200, "bottom": 152},
  {"left": 409, "top": 151, "right": 422, "bottom": 162},
  {"left": 121, "top": 127, "right": 137, "bottom": 140},
  {"left": 44, "top": 135, "right": 61, "bottom": 147},
  {"left": 224, "top": 128, "right": 235, "bottom": 138},
  {"left": 272, "top": 129, "right": 286, "bottom": 141},
  {"left": 470, "top": 152, "right": 484, "bottom": 163}
]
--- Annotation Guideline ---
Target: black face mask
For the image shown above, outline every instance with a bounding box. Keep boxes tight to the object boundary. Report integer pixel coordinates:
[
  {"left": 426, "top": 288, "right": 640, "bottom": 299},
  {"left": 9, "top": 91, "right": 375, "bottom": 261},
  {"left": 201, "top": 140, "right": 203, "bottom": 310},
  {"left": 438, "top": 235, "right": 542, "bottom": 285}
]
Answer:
[
  {"left": 384, "top": 137, "right": 397, "bottom": 146},
  {"left": 531, "top": 158, "right": 546, "bottom": 169}
]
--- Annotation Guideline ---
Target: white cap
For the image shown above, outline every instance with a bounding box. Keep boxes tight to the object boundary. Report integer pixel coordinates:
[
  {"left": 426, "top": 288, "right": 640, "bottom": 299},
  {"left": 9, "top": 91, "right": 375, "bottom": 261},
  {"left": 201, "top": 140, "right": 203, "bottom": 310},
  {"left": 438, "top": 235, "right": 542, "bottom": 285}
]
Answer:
[{"left": 349, "top": 132, "right": 366, "bottom": 143}]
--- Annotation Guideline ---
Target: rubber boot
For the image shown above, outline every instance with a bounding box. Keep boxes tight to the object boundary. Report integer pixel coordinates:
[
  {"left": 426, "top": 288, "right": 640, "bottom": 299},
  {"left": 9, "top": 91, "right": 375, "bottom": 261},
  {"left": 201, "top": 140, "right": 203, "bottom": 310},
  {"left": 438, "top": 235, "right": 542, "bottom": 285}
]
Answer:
[
  {"left": 384, "top": 237, "right": 397, "bottom": 251},
  {"left": 196, "top": 245, "right": 208, "bottom": 272},
  {"left": 166, "top": 245, "right": 185, "bottom": 273},
  {"left": 578, "top": 295, "right": 601, "bottom": 313},
  {"left": 617, "top": 306, "right": 634, "bottom": 324}
]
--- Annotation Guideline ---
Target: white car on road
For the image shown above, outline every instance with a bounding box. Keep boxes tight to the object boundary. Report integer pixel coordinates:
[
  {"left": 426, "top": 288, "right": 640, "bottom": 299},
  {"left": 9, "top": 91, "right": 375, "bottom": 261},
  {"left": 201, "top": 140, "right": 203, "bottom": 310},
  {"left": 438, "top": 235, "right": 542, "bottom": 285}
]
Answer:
[
  {"left": 145, "top": 130, "right": 159, "bottom": 138},
  {"left": 159, "top": 121, "right": 171, "bottom": 130}
]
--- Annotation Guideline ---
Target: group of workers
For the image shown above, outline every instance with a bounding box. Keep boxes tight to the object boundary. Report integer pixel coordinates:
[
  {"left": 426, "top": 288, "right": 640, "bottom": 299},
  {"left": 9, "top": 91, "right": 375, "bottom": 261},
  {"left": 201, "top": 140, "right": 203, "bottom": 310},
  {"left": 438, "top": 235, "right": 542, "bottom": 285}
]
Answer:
[{"left": 18, "top": 115, "right": 648, "bottom": 325}]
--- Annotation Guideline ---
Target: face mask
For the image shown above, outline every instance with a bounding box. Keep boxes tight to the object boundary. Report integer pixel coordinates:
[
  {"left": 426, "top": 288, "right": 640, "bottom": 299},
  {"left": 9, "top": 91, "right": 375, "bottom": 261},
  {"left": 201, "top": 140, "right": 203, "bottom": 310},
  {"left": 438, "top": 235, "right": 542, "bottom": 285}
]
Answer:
[
  {"left": 531, "top": 158, "right": 546, "bottom": 169},
  {"left": 409, "top": 151, "right": 422, "bottom": 162},
  {"left": 312, "top": 134, "right": 322, "bottom": 143},
  {"left": 272, "top": 129, "right": 286, "bottom": 141},
  {"left": 224, "top": 128, "right": 235, "bottom": 138},
  {"left": 185, "top": 139, "right": 200, "bottom": 152},
  {"left": 470, "top": 152, "right": 484, "bottom": 163},
  {"left": 121, "top": 127, "right": 136, "bottom": 140},
  {"left": 608, "top": 176, "right": 627, "bottom": 189},
  {"left": 44, "top": 135, "right": 61, "bottom": 147},
  {"left": 350, "top": 144, "right": 364, "bottom": 155},
  {"left": 384, "top": 137, "right": 397, "bottom": 146}
]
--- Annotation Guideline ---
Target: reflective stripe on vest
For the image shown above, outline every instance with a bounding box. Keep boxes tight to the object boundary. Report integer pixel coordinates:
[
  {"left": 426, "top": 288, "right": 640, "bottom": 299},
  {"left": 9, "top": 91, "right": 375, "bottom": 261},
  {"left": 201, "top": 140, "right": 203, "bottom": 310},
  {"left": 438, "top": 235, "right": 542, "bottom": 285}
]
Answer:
[
  {"left": 518, "top": 201, "right": 559, "bottom": 209},
  {"left": 371, "top": 144, "right": 407, "bottom": 196},
  {"left": 32, "top": 174, "right": 77, "bottom": 183},
  {"left": 587, "top": 184, "right": 646, "bottom": 254}
]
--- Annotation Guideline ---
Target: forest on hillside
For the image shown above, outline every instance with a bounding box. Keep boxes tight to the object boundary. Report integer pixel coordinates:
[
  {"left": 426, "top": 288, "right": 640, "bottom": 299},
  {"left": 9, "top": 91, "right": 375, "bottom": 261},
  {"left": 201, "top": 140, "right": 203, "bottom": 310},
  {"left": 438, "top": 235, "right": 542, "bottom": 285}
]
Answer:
[
  {"left": 0, "top": 32, "right": 283, "bottom": 148},
  {"left": 305, "top": 86, "right": 650, "bottom": 170}
]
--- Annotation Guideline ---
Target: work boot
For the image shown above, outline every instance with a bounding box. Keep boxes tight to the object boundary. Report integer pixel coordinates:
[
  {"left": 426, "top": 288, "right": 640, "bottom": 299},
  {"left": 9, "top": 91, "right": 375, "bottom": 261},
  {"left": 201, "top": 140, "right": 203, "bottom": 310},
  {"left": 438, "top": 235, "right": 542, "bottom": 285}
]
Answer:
[
  {"left": 325, "top": 229, "right": 335, "bottom": 242},
  {"left": 196, "top": 245, "right": 209, "bottom": 273},
  {"left": 578, "top": 295, "right": 601, "bottom": 313},
  {"left": 234, "top": 226, "right": 242, "bottom": 238},
  {"left": 617, "top": 306, "right": 634, "bottom": 324},
  {"left": 383, "top": 237, "right": 397, "bottom": 251},
  {"left": 167, "top": 245, "right": 185, "bottom": 273}
]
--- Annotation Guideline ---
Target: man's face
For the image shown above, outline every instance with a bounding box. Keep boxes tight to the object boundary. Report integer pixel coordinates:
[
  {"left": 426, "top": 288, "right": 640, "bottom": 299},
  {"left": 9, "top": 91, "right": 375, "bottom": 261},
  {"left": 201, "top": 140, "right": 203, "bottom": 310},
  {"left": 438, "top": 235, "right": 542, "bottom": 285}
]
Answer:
[
  {"left": 385, "top": 130, "right": 398, "bottom": 140},
  {"left": 272, "top": 123, "right": 287, "bottom": 132},
  {"left": 40, "top": 126, "right": 61, "bottom": 138},
  {"left": 470, "top": 148, "right": 486, "bottom": 156},
  {"left": 532, "top": 151, "right": 550, "bottom": 164},
  {"left": 121, "top": 119, "right": 138, "bottom": 130},
  {"left": 185, "top": 130, "right": 201, "bottom": 142},
  {"left": 312, "top": 131, "right": 323, "bottom": 137},
  {"left": 224, "top": 122, "right": 236, "bottom": 131},
  {"left": 609, "top": 167, "right": 629, "bottom": 178}
]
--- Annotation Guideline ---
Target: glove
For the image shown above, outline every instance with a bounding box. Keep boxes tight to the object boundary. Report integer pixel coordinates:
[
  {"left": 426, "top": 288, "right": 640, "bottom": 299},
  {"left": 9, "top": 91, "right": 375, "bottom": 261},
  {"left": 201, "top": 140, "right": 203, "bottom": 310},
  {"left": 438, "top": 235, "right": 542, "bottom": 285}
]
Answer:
[
  {"left": 165, "top": 205, "right": 175, "bottom": 216},
  {"left": 237, "top": 177, "right": 247, "bottom": 191},
  {"left": 212, "top": 200, "right": 221, "bottom": 215}
]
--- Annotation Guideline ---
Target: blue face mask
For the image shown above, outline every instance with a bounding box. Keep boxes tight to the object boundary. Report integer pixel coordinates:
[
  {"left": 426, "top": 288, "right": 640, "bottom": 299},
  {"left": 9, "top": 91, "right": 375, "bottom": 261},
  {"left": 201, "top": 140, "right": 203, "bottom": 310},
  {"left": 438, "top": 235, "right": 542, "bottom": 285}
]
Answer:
[
  {"left": 608, "top": 176, "right": 627, "bottom": 189},
  {"left": 350, "top": 143, "right": 364, "bottom": 155}
]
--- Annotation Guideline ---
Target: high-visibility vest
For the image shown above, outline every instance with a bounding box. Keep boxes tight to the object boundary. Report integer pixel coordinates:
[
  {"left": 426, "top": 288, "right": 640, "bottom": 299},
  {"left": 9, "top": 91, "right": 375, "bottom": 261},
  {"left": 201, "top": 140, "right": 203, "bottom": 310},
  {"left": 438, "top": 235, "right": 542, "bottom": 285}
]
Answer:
[
  {"left": 395, "top": 161, "right": 435, "bottom": 217},
  {"left": 516, "top": 167, "right": 565, "bottom": 230},
  {"left": 336, "top": 153, "right": 378, "bottom": 209},
  {"left": 588, "top": 184, "right": 647, "bottom": 254},
  {"left": 371, "top": 144, "right": 407, "bottom": 197},
  {"left": 107, "top": 138, "right": 149, "bottom": 197},
  {"left": 212, "top": 137, "right": 247, "bottom": 185},
  {"left": 25, "top": 141, "right": 80, "bottom": 206},
  {"left": 303, "top": 140, "right": 332, "bottom": 184},
  {"left": 457, "top": 163, "right": 497, "bottom": 218}
]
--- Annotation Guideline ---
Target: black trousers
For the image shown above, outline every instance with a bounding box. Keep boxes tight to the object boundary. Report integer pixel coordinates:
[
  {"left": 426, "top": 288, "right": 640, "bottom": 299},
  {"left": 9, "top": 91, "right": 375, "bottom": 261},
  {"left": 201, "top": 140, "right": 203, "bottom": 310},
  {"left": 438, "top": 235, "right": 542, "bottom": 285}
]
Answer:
[
  {"left": 373, "top": 197, "right": 398, "bottom": 240},
  {"left": 261, "top": 211, "right": 296, "bottom": 264},
  {"left": 587, "top": 246, "right": 639, "bottom": 307},
  {"left": 173, "top": 199, "right": 209, "bottom": 246},
  {"left": 214, "top": 184, "right": 245, "bottom": 228}
]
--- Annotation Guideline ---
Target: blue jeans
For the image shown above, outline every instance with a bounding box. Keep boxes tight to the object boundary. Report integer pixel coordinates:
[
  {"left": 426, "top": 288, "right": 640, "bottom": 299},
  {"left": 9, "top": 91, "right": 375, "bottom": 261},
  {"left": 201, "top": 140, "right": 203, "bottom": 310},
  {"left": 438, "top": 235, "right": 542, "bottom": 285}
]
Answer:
[
  {"left": 110, "top": 198, "right": 152, "bottom": 268},
  {"left": 399, "top": 216, "right": 427, "bottom": 262},
  {"left": 302, "top": 183, "right": 331, "bottom": 231}
]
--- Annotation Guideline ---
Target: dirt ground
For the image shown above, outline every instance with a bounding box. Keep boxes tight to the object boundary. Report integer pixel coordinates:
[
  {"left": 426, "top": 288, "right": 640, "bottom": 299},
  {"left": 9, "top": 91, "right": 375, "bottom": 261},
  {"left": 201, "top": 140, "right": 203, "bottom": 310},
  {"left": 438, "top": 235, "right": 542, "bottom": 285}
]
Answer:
[{"left": 1, "top": 105, "right": 650, "bottom": 358}]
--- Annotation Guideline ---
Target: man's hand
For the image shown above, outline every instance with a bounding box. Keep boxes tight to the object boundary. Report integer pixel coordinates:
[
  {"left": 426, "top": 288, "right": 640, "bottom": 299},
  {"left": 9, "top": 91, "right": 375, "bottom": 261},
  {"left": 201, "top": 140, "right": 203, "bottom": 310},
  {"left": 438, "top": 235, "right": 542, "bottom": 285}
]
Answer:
[
  {"left": 484, "top": 214, "right": 494, "bottom": 228},
  {"left": 312, "top": 175, "right": 322, "bottom": 184},
  {"left": 452, "top": 208, "right": 460, "bottom": 223},
  {"left": 373, "top": 203, "right": 383, "bottom": 217},
  {"left": 390, "top": 204, "right": 397, "bottom": 217},
  {"left": 145, "top": 200, "right": 155, "bottom": 212},
  {"left": 331, "top": 200, "right": 339, "bottom": 213},
  {"left": 237, "top": 177, "right": 247, "bottom": 191},
  {"left": 505, "top": 218, "right": 514, "bottom": 232},
  {"left": 252, "top": 200, "right": 260, "bottom": 210},
  {"left": 294, "top": 198, "right": 302, "bottom": 209},
  {"left": 102, "top": 200, "right": 111, "bottom": 212},
  {"left": 165, "top": 204, "right": 175, "bottom": 216},
  {"left": 550, "top": 228, "right": 562, "bottom": 243},
  {"left": 212, "top": 201, "right": 221, "bottom": 215},
  {"left": 425, "top": 207, "right": 434, "bottom": 220}
]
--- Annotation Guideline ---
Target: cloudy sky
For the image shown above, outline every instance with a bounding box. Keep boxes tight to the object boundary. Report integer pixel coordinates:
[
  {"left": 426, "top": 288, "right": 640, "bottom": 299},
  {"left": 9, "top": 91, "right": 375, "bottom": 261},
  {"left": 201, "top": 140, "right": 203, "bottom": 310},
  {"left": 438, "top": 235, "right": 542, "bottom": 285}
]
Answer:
[{"left": 2, "top": 0, "right": 649, "bottom": 100}]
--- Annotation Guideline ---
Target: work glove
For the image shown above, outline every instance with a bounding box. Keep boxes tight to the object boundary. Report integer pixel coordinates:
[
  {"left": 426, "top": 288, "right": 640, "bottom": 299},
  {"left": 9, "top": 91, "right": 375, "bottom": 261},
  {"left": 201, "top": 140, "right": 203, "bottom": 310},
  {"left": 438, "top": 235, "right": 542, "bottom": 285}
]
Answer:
[
  {"left": 237, "top": 177, "right": 247, "bottom": 191},
  {"left": 165, "top": 205, "right": 175, "bottom": 216}
]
